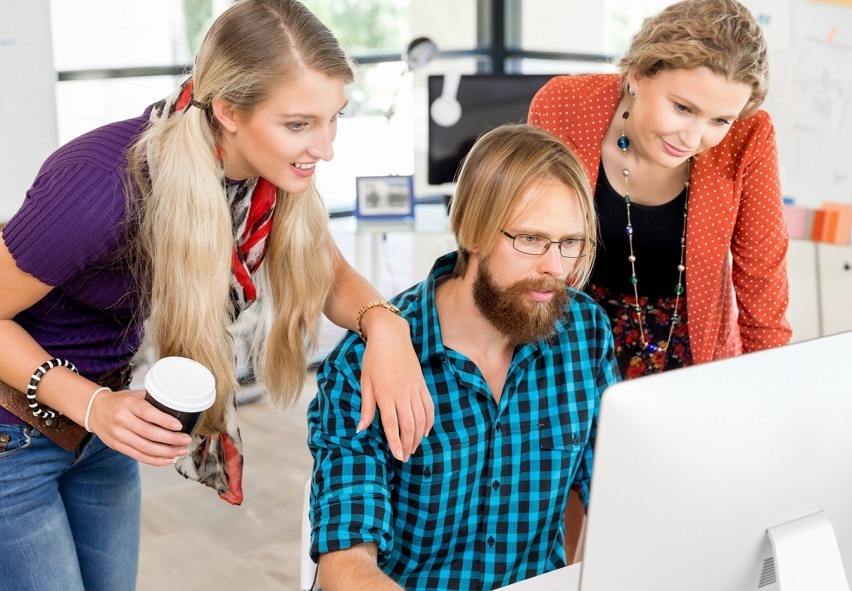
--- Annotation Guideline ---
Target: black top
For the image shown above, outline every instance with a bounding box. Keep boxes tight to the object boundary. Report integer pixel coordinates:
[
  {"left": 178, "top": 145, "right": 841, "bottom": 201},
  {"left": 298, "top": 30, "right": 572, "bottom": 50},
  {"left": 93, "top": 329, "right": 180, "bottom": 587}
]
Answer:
[{"left": 589, "top": 161, "right": 688, "bottom": 299}]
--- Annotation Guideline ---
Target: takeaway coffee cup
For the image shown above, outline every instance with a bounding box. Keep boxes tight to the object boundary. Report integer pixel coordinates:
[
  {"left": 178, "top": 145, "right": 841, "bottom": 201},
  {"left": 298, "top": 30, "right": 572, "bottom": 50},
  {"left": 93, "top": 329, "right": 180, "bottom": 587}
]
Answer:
[{"left": 144, "top": 356, "right": 216, "bottom": 435}]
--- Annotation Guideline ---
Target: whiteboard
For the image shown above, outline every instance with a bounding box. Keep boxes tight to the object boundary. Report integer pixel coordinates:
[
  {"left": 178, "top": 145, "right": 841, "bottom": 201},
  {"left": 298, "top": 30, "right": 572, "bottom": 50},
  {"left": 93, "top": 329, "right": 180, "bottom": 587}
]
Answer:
[
  {"left": 0, "top": 0, "right": 57, "bottom": 223},
  {"left": 744, "top": 0, "right": 852, "bottom": 208}
]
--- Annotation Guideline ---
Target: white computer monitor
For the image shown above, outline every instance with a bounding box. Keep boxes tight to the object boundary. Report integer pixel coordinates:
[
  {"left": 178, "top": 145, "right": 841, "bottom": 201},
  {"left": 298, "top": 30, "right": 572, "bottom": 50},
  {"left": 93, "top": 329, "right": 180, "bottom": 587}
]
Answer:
[{"left": 579, "top": 331, "right": 852, "bottom": 591}]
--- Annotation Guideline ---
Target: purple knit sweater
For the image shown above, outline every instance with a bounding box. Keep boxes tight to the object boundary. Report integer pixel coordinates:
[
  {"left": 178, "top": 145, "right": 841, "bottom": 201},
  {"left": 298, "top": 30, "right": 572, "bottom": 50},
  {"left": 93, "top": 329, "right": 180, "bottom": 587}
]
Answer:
[{"left": 3, "top": 110, "right": 151, "bottom": 380}]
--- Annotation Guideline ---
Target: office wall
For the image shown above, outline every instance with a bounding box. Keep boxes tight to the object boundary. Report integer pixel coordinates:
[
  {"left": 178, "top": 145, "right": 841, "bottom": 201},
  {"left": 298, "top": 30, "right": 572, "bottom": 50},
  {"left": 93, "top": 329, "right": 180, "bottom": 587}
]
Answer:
[
  {"left": 0, "top": 1, "right": 850, "bottom": 222},
  {"left": 754, "top": 0, "right": 852, "bottom": 208},
  {"left": 0, "top": 0, "right": 57, "bottom": 223}
]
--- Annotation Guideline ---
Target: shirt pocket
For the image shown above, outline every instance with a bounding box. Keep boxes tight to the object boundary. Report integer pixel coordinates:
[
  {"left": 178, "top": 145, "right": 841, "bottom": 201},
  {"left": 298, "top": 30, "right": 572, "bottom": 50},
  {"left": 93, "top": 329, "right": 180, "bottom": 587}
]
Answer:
[
  {"left": 394, "top": 436, "right": 479, "bottom": 554},
  {"left": 532, "top": 424, "right": 588, "bottom": 501},
  {"left": 398, "top": 437, "right": 466, "bottom": 488},
  {"left": 539, "top": 423, "right": 588, "bottom": 452}
]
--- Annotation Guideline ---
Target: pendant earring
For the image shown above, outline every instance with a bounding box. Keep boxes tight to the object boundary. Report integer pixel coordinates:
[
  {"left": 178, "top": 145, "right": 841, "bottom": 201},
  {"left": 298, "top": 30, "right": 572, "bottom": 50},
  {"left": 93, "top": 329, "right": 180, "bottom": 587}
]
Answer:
[{"left": 617, "top": 111, "right": 630, "bottom": 151}]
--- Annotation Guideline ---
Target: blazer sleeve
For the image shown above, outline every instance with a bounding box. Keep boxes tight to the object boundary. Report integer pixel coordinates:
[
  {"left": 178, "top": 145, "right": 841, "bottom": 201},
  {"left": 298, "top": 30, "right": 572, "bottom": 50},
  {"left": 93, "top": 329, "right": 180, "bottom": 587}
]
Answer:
[{"left": 729, "top": 111, "right": 792, "bottom": 352}]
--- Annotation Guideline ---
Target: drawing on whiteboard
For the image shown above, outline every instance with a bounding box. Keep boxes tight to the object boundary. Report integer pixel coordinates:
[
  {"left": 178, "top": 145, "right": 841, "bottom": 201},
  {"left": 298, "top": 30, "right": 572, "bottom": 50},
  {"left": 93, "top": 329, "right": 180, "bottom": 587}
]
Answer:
[{"left": 789, "top": 37, "right": 852, "bottom": 135}]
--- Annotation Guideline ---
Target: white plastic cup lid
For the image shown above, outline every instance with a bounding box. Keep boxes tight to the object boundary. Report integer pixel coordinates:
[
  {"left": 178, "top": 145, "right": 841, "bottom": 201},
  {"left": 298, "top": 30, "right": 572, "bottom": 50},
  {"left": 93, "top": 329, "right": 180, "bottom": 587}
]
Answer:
[{"left": 144, "top": 356, "right": 216, "bottom": 413}]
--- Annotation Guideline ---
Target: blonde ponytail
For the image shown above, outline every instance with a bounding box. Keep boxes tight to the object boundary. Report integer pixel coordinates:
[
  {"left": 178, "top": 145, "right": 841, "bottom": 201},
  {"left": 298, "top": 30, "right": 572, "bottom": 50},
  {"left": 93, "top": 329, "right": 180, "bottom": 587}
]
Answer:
[
  {"left": 130, "top": 106, "right": 238, "bottom": 434},
  {"left": 126, "top": 0, "right": 354, "bottom": 432}
]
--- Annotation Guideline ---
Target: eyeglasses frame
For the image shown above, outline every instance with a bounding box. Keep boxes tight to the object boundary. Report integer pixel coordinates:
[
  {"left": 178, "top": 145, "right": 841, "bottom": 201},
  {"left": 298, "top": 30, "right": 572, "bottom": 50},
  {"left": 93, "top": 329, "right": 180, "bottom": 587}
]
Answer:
[{"left": 501, "top": 230, "right": 594, "bottom": 259}]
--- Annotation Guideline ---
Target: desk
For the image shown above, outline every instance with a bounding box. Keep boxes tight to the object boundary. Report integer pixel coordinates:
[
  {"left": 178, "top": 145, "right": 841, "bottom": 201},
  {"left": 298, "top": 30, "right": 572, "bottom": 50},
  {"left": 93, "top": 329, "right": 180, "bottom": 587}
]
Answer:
[
  {"left": 343, "top": 204, "right": 456, "bottom": 290},
  {"left": 495, "top": 563, "right": 581, "bottom": 591},
  {"left": 317, "top": 205, "right": 455, "bottom": 363}
]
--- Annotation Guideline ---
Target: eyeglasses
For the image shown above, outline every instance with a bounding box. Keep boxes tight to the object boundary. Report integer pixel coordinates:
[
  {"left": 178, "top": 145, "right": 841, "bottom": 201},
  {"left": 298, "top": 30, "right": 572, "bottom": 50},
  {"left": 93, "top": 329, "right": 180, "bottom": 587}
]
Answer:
[{"left": 501, "top": 230, "right": 593, "bottom": 258}]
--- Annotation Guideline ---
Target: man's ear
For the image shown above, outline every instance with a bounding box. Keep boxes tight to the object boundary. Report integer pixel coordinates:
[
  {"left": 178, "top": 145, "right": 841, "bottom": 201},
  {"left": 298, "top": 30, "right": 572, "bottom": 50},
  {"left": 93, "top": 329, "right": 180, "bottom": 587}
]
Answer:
[{"left": 212, "top": 98, "right": 239, "bottom": 133}]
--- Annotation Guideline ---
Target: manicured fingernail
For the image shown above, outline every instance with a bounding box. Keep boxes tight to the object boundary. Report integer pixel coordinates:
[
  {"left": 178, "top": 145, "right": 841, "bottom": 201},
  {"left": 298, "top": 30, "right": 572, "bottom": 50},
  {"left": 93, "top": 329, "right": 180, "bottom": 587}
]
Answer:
[
  {"left": 356, "top": 419, "right": 367, "bottom": 433},
  {"left": 172, "top": 422, "right": 182, "bottom": 431},
  {"left": 394, "top": 447, "right": 404, "bottom": 461}
]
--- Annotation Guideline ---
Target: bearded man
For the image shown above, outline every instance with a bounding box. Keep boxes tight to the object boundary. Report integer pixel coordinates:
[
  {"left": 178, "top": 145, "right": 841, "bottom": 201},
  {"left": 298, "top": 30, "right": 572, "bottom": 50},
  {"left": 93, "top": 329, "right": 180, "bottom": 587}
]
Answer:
[{"left": 308, "top": 124, "right": 620, "bottom": 591}]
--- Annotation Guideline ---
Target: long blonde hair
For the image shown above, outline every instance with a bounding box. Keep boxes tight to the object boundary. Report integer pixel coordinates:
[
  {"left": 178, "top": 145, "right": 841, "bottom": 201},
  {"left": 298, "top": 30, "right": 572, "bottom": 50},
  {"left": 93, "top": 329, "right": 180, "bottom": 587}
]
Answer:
[{"left": 127, "top": 0, "right": 353, "bottom": 434}]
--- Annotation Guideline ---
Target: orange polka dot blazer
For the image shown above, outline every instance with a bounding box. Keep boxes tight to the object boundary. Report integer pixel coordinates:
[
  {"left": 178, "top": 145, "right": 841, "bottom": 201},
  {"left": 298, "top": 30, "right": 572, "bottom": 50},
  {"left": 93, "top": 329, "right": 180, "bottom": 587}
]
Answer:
[{"left": 529, "top": 74, "right": 792, "bottom": 364}]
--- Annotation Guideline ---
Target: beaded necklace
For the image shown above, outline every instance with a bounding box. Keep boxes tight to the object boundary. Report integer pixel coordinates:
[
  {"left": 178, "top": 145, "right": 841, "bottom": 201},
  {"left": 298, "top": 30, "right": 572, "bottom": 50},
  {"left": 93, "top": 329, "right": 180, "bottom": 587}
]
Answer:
[{"left": 618, "top": 110, "right": 689, "bottom": 355}]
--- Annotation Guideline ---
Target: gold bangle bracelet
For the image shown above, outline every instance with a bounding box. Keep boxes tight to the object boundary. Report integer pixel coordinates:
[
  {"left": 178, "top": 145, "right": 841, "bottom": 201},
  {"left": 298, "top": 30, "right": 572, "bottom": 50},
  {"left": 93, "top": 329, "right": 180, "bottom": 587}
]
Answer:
[{"left": 355, "top": 300, "right": 401, "bottom": 342}]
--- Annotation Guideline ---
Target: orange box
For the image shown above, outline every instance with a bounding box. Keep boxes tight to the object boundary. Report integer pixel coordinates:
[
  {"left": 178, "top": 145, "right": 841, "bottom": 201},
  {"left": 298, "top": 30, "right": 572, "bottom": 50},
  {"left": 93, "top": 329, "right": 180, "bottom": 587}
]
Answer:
[
  {"left": 811, "top": 209, "right": 826, "bottom": 241},
  {"left": 824, "top": 209, "right": 839, "bottom": 242},
  {"left": 821, "top": 202, "right": 852, "bottom": 245}
]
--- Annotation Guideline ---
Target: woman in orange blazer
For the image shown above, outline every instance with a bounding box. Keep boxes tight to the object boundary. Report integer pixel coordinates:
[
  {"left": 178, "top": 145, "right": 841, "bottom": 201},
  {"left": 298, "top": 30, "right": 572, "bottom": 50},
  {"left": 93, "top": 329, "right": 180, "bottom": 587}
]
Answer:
[{"left": 529, "top": 0, "right": 791, "bottom": 380}]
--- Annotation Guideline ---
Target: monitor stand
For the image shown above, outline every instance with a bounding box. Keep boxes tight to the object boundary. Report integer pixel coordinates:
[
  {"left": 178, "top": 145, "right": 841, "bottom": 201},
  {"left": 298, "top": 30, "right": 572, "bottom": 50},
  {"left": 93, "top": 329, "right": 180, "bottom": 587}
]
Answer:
[{"left": 766, "top": 511, "right": 849, "bottom": 591}]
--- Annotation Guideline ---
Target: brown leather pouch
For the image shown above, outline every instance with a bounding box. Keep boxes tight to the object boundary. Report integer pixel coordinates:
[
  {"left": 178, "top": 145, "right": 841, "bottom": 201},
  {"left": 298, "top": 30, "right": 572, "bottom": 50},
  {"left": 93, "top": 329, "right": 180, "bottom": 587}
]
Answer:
[{"left": 0, "top": 365, "right": 133, "bottom": 452}]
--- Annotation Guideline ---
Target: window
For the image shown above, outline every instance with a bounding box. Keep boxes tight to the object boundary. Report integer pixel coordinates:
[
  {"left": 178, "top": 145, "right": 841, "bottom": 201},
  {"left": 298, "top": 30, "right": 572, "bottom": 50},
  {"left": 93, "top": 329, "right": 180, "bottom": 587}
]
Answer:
[
  {"left": 51, "top": 0, "right": 227, "bottom": 142},
  {"left": 50, "top": 1, "right": 667, "bottom": 210}
]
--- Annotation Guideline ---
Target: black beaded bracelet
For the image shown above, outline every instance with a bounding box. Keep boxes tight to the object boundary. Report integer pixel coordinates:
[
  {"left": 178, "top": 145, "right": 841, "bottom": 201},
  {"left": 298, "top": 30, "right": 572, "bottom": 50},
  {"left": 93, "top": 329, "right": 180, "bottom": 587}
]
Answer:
[{"left": 27, "top": 358, "right": 79, "bottom": 419}]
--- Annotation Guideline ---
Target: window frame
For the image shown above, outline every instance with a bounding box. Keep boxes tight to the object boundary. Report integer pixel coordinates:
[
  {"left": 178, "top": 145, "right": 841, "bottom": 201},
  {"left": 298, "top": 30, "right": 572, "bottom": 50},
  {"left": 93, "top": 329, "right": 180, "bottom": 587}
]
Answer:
[{"left": 54, "top": 0, "right": 616, "bottom": 215}]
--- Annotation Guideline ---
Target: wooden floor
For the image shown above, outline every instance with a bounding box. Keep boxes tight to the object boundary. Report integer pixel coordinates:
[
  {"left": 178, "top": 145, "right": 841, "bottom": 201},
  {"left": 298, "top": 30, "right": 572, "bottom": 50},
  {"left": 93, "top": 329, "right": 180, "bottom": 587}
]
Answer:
[
  {"left": 137, "top": 220, "right": 435, "bottom": 589},
  {"left": 137, "top": 376, "right": 317, "bottom": 590}
]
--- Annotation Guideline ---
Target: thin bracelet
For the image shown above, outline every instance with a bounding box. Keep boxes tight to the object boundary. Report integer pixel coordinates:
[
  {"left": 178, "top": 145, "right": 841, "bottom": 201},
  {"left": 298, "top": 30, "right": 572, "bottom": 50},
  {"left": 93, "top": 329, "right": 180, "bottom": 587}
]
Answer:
[
  {"left": 354, "top": 300, "right": 401, "bottom": 342},
  {"left": 27, "top": 358, "right": 79, "bottom": 419},
  {"left": 84, "top": 387, "right": 112, "bottom": 433}
]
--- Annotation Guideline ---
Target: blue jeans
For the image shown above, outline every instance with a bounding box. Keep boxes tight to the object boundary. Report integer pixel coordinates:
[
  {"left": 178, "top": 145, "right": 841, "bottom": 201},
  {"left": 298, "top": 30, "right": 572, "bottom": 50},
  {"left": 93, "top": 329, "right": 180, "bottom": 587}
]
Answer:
[{"left": 0, "top": 423, "right": 141, "bottom": 591}]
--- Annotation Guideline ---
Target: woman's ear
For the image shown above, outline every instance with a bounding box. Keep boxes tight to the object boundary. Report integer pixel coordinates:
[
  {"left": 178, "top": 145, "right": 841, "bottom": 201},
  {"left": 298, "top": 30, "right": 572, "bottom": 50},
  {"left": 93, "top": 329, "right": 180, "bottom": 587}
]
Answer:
[
  {"left": 626, "top": 72, "right": 643, "bottom": 95},
  {"left": 212, "top": 98, "right": 239, "bottom": 133}
]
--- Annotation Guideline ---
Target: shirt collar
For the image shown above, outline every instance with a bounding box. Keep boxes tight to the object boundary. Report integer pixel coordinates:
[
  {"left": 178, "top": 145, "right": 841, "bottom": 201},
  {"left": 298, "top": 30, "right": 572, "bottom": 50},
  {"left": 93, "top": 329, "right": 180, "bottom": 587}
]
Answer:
[{"left": 397, "top": 251, "right": 457, "bottom": 366}]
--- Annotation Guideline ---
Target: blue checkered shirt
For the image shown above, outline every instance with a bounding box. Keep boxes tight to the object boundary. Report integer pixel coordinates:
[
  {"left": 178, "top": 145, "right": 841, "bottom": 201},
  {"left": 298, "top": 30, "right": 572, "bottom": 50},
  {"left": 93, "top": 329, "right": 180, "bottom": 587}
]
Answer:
[{"left": 308, "top": 252, "right": 619, "bottom": 590}]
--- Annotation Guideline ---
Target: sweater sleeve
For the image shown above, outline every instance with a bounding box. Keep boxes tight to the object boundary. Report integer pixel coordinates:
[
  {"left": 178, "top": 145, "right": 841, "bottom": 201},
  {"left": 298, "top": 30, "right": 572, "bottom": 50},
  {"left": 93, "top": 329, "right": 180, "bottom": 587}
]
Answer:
[
  {"left": 2, "top": 118, "right": 140, "bottom": 287},
  {"left": 3, "top": 159, "right": 128, "bottom": 287}
]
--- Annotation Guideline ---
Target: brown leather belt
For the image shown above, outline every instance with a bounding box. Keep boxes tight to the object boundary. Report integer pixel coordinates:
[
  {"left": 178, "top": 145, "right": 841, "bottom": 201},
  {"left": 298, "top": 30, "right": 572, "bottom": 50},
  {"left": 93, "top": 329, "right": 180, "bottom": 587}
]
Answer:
[{"left": 0, "top": 364, "right": 133, "bottom": 451}]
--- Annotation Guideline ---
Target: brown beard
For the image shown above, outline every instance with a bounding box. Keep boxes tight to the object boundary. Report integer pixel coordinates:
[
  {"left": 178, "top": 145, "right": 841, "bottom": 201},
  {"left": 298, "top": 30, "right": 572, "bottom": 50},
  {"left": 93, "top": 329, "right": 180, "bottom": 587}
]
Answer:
[{"left": 472, "top": 262, "right": 569, "bottom": 344}]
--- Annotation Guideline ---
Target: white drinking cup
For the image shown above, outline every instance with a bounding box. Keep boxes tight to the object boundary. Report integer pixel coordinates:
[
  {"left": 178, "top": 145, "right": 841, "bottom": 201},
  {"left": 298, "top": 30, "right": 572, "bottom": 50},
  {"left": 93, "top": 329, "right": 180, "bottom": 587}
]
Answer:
[{"left": 143, "top": 356, "right": 215, "bottom": 435}]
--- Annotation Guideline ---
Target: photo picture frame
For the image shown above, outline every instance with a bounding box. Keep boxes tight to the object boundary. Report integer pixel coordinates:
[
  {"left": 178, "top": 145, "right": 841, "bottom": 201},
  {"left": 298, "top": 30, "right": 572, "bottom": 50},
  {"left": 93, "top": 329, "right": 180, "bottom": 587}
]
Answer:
[{"left": 354, "top": 175, "right": 415, "bottom": 220}]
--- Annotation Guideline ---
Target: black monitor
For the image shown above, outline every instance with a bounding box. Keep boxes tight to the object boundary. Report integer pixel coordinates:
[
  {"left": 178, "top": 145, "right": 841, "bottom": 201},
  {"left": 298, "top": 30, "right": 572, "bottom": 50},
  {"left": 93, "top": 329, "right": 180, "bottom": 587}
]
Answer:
[{"left": 426, "top": 73, "right": 556, "bottom": 187}]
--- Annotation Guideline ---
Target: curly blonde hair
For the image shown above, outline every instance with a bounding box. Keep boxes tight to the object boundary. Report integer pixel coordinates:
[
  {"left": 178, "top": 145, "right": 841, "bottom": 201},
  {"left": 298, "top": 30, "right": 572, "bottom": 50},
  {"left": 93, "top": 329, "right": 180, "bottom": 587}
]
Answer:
[
  {"left": 619, "top": 0, "right": 769, "bottom": 117},
  {"left": 128, "top": 0, "right": 354, "bottom": 434}
]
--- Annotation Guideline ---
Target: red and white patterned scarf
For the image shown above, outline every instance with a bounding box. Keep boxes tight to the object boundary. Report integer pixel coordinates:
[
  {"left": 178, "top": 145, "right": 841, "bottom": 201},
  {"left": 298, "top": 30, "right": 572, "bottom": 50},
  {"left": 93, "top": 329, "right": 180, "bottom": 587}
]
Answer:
[
  {"left": 149, "top": 78, "right": 276, "bottom": 315},
  {"left": 149, "top": 78, "right": 285, "bottom": 505}
]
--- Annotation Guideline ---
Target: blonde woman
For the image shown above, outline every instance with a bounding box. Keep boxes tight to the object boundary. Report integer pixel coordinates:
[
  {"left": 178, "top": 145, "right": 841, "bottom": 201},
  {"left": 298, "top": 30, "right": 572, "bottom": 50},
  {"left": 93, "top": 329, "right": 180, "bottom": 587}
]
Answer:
[
  {"left": 530, "top": 0, "right": 791, "bottom": 380},
  {"left": 0, "top": 1, "right": 432, "bottom": 589}
]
